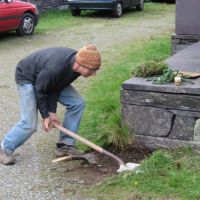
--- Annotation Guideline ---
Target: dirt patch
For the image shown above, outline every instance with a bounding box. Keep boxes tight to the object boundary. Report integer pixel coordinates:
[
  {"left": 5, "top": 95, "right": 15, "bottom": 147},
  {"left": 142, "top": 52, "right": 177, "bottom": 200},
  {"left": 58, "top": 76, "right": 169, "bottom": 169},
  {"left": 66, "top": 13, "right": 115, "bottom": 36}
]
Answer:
[
  {"left": 58, "top": 144, "right": 151, "bottom": 186},
  {"left": 92, "top": 145, "right": 151, "bottom": 170},
  {"left": 54, "top": 145, "right": 151, "bottom": 200}
]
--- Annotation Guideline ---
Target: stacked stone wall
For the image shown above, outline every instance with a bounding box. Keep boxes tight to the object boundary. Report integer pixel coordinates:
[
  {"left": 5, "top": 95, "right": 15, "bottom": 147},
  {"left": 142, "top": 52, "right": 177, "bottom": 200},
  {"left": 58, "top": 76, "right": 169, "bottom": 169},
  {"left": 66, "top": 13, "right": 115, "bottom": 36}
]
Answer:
[{"left": 121, "top": 78, "right": 200, "bottom": 151}]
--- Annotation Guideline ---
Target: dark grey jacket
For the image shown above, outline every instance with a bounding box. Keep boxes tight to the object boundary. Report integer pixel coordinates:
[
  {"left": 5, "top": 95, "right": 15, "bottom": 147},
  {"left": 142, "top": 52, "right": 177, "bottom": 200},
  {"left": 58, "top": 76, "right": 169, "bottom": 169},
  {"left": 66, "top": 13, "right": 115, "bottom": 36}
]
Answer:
[{"left": 15, "top": 47, "right": 80, "bottom": 118}]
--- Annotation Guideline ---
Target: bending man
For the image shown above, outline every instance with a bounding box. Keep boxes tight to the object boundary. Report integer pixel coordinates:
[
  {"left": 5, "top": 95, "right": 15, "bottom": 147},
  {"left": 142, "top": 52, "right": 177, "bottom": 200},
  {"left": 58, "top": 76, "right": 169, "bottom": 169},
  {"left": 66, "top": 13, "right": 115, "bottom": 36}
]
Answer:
[{"left": 0, "top": 44, "right": 101, "bottom": 165}]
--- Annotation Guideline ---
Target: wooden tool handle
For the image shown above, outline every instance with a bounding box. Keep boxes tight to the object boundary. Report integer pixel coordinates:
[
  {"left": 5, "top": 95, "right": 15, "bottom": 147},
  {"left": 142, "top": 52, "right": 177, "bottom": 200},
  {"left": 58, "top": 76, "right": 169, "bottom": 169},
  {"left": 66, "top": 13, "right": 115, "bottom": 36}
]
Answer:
[
  {"left": 55, "top": 124, "right": 104, "bottom": 153},
  {"left": 54, "top": 124, "right": 125, "bottom": 165},
  {"left": 52, "top": 156, "right": 72, "bottom": 163}
]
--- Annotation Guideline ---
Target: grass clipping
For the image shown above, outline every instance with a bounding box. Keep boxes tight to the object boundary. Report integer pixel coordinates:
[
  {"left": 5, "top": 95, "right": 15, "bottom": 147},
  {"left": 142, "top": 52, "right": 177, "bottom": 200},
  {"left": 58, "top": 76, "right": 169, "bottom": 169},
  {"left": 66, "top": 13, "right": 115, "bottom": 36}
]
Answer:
[
  {"left": 132, "top": 61, "right": 194, "bottom": 85},
  {"left": 132, "top": 61, "right": 168, "bottom": 78}
]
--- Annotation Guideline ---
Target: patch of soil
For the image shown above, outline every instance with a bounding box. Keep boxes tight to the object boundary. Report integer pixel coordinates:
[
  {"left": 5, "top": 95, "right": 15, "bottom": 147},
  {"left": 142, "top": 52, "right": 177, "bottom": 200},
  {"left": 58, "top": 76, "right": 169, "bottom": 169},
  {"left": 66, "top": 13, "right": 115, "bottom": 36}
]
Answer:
[
  {"left": 93, "top": 144, "right": 151, "bottom": 171},
  {"left": 62, "top": 144, "right": 151, "bottom": 186}
]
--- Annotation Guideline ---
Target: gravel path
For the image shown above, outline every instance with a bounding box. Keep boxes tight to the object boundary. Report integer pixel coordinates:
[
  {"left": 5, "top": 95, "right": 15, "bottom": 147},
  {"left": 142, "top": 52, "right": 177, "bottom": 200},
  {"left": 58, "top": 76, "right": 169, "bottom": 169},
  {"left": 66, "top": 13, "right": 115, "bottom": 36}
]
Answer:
[{"left": 0, "top": 6, "right": 175, "bottom": 200}]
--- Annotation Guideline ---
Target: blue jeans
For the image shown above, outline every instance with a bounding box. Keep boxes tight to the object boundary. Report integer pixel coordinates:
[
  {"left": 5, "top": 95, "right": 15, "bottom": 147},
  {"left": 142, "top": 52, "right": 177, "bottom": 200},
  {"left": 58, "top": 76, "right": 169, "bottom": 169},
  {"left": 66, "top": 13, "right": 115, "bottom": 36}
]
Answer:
[{"left": 1, "top": 84, "right": 85, "bottom": 154}]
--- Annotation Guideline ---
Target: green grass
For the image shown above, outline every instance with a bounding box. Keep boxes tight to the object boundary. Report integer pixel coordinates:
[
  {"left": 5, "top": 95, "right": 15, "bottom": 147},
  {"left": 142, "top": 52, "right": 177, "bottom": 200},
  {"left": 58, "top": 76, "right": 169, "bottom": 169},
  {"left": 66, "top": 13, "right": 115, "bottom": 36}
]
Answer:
[
  {"left": 35, "top": 9, "right": 97, "bottom": 33},
  {"left": 36, "top": 2, "right": 175, "bottom": 33},
  {"left": 85, "top": 148, "right": 200, "bottom": 200},
  {"left": 79, "top": 36, "right": 171, "bottom": 149}
]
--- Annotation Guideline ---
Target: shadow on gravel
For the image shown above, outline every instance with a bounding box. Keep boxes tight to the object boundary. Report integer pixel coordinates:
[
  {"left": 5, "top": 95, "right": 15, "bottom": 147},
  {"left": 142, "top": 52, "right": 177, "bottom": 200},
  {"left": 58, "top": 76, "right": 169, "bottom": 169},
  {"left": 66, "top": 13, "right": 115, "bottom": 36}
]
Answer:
[{"left": 0, "top": 32, "right": 18, "bottom": 40}]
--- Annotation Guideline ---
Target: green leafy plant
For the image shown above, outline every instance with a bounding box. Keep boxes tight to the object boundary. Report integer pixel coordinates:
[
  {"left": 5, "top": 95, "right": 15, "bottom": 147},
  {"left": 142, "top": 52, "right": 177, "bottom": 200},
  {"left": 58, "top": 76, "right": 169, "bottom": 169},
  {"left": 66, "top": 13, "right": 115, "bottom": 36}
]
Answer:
[
  {"left": 132, "top": 61, "right": 168, "bottom": 78},
  {"left": 147, "top": 68, "right": 194, "bottom": 85}
]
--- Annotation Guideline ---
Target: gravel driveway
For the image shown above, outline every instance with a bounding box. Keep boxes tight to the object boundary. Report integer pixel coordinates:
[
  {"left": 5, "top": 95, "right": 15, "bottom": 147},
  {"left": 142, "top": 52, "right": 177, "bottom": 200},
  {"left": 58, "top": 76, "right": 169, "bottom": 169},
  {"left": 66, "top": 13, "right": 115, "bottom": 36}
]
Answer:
[{"left": 0, "top": 6, "right": 175, "bottom": 200}]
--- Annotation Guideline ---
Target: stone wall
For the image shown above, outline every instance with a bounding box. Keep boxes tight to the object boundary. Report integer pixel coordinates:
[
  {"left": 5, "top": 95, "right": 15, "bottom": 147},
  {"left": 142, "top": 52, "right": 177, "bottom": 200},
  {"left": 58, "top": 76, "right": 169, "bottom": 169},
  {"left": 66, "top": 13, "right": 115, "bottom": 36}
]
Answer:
[{"left": 121, "top": 79, "right": 200, "bottom": 150}]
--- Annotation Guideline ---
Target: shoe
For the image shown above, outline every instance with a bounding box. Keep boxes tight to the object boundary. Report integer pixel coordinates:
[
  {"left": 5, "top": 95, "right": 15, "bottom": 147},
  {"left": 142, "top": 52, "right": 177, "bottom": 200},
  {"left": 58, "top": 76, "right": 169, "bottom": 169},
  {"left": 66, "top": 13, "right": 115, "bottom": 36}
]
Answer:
[
  {"left": 0, "top": 148, "right": 16, "bottom": 165},
  {"left": 55, "top": 143, "right": 84, "bottom": 157}
]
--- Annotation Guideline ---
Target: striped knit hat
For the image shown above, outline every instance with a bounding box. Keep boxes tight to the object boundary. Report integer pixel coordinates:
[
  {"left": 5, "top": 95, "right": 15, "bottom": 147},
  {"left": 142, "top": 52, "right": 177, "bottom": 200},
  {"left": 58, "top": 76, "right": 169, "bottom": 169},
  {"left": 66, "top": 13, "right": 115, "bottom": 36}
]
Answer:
[{"left": 76, "top": 44, "right": 101, "bottom": 70}]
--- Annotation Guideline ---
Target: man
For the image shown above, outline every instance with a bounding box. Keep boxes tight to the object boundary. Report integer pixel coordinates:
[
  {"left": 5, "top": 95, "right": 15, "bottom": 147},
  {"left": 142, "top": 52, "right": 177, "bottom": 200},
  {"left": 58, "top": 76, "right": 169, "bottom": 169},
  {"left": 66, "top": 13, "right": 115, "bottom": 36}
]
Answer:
[{"left": 0, "top": 44, "right": 101, "bottom": 165}]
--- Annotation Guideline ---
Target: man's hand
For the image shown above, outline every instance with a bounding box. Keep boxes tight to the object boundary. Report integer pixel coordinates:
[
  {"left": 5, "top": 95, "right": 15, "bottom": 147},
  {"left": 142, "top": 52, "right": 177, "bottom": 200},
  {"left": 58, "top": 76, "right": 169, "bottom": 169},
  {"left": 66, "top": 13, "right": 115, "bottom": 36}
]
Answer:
[
  {"left": 42, "top": 117, "right": 51, "bottom": 132},
  {"left": 49, "top": 112, "right": 60, "bottom": 127},
  {"left": 42, "top": 113, "right": 60, "bottom": 132}
]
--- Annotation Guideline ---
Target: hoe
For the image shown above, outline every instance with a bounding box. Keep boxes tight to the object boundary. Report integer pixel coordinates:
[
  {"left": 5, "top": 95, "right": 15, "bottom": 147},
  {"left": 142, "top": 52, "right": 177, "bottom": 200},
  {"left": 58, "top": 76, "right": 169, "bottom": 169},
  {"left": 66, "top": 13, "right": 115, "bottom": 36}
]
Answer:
[{"left": 52, "top": 124, "right": 140, "bottom": 173}]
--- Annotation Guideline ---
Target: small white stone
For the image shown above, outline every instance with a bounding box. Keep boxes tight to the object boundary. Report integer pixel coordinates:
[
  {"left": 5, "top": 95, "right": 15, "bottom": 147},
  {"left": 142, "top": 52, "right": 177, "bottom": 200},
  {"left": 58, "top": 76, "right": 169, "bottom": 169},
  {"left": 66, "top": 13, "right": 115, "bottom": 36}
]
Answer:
[
  {"left": 117, "top": 163, "right": 140, "bottom": 173},
  {"left": 117, "top": 165, "right": 127, "bottom": 173},
  {"left": 125, "top": 163, "right": 140, "bottom": 171}
]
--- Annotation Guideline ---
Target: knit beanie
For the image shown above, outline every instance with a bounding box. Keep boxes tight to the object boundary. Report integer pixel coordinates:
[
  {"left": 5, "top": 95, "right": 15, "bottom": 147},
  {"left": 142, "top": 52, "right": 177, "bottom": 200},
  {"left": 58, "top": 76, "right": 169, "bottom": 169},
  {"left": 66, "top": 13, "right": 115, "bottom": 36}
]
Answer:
[{"left": 76, "top": 44, "right": 101, "bottom": 70}]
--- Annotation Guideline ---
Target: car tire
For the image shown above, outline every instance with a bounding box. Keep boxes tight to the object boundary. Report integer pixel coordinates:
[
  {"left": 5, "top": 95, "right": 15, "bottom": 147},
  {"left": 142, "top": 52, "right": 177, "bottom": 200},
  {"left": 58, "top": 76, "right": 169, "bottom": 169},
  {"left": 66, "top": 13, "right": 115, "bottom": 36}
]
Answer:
[
  {"left": 71, "top": 9, "right": 81, "bottom": 16},
  {"left": 136, "top": 0, "right": 144, "bottom": 11},
  {"left": 112, "top": 2, "right": 123, "bottom": 18},
  {"left": 16, "top": 13, "right": 35, "bottom": 36}
]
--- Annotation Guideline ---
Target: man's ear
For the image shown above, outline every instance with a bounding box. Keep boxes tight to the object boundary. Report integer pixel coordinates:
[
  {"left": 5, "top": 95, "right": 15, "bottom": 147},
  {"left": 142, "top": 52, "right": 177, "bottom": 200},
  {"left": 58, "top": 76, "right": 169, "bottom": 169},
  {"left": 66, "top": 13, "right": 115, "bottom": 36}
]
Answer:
[{"left": 73, "top": 62, "right": 80, "bottom": 71}]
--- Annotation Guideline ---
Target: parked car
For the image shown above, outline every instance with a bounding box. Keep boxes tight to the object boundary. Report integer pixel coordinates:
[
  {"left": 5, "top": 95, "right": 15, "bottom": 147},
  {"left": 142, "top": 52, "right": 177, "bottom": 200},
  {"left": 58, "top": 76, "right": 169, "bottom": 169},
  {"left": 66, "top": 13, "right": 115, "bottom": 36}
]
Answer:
[
  {"left": 150, "top": 0, "right": 175, "bottom": 3},
  {"left": 0, "top": 0, "right": 39, "bottom": 36},
  {"left": 68, "top": 0, "right": 144, "bottom": 18}
]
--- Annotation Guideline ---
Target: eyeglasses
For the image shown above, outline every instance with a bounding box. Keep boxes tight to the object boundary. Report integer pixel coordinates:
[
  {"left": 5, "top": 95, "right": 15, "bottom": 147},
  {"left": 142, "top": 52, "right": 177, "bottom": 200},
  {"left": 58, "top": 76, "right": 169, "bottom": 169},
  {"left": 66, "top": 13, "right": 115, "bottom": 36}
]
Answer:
[{"left": 76, "top": 61, "right": 99, "bottom": 72}]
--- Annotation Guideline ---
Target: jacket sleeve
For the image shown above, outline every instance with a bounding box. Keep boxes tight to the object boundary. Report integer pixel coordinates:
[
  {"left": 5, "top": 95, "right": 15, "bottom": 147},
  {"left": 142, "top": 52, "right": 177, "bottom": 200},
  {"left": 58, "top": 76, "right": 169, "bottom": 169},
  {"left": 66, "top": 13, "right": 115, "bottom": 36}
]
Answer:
[
  {"left": 34, "top": 68, "right": 60, "bottom": 119},
  {"left": 47, "top": 91, "right": 60, "bottom": 113}
]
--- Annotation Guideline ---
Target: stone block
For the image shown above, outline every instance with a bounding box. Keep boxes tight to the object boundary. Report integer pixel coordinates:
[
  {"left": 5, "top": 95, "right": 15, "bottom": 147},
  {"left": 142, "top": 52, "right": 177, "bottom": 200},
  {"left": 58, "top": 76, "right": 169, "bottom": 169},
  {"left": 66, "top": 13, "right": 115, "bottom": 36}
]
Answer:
[
  {"left": 122, "top": 105, "right": 173, "bottom": 137},
  {"left": 135, "top": 135, "right": 200, "bottom": 151},
  {"left": 169, "top": 109, "right": 200, "bottom": 118},
  {"left": 176, "top": 0, "right": 200, "bottom": 35},
  {"left": 122, "top": 77, "right": 200, "bottom": 95},
  {"left": 194, "top": 119, "right": 200, "bottom": 142},
  {"left": 168, "top": 116, "right": 195, "bottom": 140},
  {"left": 121, "top": 90, "right": 200, "bottom": 112},
  {"left": 171, "top": 34, "right": 200, "bottom": 54}
]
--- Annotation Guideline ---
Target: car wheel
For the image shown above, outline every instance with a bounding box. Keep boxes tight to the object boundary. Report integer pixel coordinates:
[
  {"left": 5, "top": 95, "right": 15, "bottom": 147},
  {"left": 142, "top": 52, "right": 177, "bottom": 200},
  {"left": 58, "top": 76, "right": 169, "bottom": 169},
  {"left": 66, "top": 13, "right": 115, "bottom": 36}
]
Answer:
[
  {"left": 16, "top": 13, "right": 35, "bottom": 36},
  {"left": 136, "top": 0, "right": 144, "bottom": 11},
  {"left": 71, "top": 9, "right": 81, "bottom": 16},
  {"left": 112, "top": 2, "right": 123, "bottom": 18}
]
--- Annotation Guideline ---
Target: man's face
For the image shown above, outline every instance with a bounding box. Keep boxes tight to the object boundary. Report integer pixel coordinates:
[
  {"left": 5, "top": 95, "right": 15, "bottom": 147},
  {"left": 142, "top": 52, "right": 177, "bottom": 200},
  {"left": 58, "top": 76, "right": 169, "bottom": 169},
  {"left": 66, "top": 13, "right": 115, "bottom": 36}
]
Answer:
[{"left": 73, "top": 62, "right": 98, "bottom": 77}]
